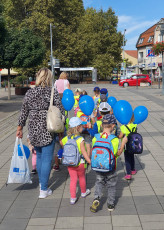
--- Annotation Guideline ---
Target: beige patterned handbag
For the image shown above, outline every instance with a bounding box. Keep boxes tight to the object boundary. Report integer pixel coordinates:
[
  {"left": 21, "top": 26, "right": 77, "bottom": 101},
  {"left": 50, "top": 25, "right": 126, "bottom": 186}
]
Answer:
[{"left": 47, "top": 87, "right": 65, "bottom": 133}]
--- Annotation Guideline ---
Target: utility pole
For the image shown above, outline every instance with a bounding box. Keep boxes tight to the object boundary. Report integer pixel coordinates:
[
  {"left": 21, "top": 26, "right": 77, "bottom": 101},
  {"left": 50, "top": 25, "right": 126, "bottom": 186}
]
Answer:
[
  {"left": 122, "top": 29, "right": 126, "bottom": 78},
  {"left": 50, "top": 23, "right": 54, "bottom": 86}
]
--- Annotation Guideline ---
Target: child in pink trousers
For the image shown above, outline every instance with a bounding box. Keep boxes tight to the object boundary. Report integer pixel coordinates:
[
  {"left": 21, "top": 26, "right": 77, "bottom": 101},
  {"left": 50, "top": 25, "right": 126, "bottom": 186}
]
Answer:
[
  {"left": 27, "top": 135, "right": 37, "bottom": 174},
  {"left": 61, "top": 117, "right": 91, "bottom": 204}
]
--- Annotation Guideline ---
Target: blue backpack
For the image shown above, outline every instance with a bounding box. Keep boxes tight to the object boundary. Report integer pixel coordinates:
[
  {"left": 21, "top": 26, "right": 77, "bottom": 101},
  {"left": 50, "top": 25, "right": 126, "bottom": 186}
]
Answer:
[
  {"left": 91, "top": 133, "right": 116, "bottom": 172},
  {"left": 62, "top": 136, "right": 81, "bottom": 166}
]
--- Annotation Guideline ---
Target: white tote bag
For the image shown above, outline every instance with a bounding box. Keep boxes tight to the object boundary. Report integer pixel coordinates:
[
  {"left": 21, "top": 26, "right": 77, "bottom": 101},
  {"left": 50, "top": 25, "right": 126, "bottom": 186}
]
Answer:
[
  {"left": 47, "top": 87, "right": 65, "bottom": 133},
  {"left": 7, "top": 137, "right": 32, "bottom": 184}
]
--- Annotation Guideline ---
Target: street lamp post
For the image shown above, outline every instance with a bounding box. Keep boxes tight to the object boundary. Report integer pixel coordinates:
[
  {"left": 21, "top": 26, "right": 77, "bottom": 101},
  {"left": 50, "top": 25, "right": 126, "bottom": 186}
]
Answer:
[
  {"left": 122, "top": 29, "right": 126, "bottom": 79},
  {"left": 50, "top": 23, "right": 55, "bottom": 86}
]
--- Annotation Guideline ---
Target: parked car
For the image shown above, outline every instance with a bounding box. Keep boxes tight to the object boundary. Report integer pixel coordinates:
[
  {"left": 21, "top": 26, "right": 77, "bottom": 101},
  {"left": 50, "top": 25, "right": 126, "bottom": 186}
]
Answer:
[{"left": 119, "top": 74, "right": 151, "bottom": 87}]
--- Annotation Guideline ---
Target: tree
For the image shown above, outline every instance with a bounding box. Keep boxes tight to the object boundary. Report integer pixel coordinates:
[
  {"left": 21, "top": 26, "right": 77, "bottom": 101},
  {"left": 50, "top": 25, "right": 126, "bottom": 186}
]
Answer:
[
  {"left": 0, "top": 3, "right": 7, "bottom": 48},
  {"left": 0, "top": 28, "right": 45, "bottom": 99},
  {"left": 75, "top": 8, "right": 123, "bottom": 78}
]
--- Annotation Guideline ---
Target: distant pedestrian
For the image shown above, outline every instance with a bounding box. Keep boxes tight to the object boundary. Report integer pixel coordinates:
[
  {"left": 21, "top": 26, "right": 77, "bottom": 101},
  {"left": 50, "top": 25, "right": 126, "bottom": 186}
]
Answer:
[
  {"left": 54, "top": 72, "right": 70, "bottom": 98},
  {"left": 16, "top": 68, "right": 65, "bottom": 199}
]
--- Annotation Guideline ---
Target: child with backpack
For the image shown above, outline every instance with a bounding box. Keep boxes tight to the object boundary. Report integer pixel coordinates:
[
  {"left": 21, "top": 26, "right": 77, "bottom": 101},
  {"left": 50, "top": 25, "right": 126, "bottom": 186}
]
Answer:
[
  {"left": 61, "top": 117, "right": 91, "bottom": 205},
  {"left": 118, "top": 114, "right": 142, "bottom": 180},
  {"left": 90, "top": 114, "right": 128, "bottom": 212}
]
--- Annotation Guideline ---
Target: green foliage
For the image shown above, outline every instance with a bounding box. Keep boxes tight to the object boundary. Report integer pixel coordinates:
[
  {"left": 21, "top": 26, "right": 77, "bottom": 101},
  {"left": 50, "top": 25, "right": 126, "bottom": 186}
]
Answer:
[
  {"left": 152, "top": 42, "right": 164, "bottom": 55},
  {"left": 0, "top": 2, "right": 7, "bottom": 46},
  {"left": 0, "top": 28, "right": 45, "bottom": 69},
  {"left": 14, "top": 75, "right": 28, "bottom": 85},
  {"left": 1, "top": 0, "right": 123, "bottom": 77}
]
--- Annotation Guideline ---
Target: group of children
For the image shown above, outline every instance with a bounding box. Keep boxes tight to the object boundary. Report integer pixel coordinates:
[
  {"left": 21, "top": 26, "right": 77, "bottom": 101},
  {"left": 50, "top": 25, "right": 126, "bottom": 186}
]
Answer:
[{"left": 28, "top": 86, "right": 138, "bottom": 212}]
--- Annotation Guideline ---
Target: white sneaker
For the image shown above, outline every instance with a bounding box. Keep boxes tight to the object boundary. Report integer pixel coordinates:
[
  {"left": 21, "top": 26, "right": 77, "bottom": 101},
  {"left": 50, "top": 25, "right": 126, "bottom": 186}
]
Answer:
[
  {"left": 39, "top": 188, "right": 52, "bottom": 199},
  {"left": 81, "top": 189, "right": 91, "bottom": 198},
  {"left": 70, "top": 197, "right": 77, "bottom": 205}
]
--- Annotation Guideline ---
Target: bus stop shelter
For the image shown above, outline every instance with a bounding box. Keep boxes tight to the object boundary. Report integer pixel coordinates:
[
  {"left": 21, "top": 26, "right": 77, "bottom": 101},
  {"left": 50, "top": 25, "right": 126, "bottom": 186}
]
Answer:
[{"left": 60, "top": 67, "right": 97, "bottom": 83}]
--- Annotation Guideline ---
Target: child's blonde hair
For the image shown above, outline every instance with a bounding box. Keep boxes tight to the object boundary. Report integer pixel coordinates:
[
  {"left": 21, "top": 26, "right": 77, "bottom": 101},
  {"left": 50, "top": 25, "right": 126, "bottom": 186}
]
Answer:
[
  {"left": 102, "top": 123, "right": 114, "bottom": 130},
  {"left": 67, "top": 126, "right": 80, "bottom": 137},
  {"left": 129, "top": 113, "right": 134, "bottom": 123}
]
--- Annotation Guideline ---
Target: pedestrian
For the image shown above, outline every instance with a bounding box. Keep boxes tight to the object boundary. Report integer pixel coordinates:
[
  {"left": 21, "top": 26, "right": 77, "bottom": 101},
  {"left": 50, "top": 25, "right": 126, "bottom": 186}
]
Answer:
[
  {"left": 118, "top": 114, "right": 137, "bottom": 180},
  {"left": 16, "top": 67, "right": 65, "bottom": 198},
  {"left": 74, "top": 88, "right": 82, "bottom": 116},
  {"left": 90, "top": 114, "right": 127, "bottom": 212},
  {"left": 27, "top": 135, "right": 37, "bottom": 174},
  {"left": 54, "top": 72, "right": 70, "bottom": 98},
  {"left": 60, "top": 117, "right": 91, "bottom": 204}
]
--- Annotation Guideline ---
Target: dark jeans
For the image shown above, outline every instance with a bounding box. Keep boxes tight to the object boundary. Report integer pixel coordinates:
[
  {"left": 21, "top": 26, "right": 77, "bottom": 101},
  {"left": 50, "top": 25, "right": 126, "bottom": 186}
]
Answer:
[
  {"left": 94, "top": 171, "right": 118, "bottom": 205},
  {"left": 124, "top": 150, "right": 135, "bottom": 175}
]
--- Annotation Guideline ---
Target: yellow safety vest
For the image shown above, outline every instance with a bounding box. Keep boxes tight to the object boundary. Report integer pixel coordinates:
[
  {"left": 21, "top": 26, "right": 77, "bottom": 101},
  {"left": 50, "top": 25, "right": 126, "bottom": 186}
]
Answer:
[
  {"left": 96, "top": 120, "right": 102, "bottom": 133},
  {"left": 120, "top": 123, "right": 137, "bottom": 137},
  {"left": 74, "top": 95, "right": 80, "bottom": 109}
]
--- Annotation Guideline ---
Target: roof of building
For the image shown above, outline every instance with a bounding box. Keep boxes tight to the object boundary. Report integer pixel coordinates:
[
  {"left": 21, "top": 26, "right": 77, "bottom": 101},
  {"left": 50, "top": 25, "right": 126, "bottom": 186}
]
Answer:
[
  {"left": 125, "top": 50, "right": 138, "bottom": 59},
  {"left": 136, "top": 24, "right": 157, "bottom": 48}
]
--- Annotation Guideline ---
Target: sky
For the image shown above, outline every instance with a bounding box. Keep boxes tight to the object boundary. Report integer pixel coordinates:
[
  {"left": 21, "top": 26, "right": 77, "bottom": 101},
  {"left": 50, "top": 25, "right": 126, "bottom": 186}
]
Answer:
[{"left": 83, "top": 0, "right": 164, "bottom": 50}]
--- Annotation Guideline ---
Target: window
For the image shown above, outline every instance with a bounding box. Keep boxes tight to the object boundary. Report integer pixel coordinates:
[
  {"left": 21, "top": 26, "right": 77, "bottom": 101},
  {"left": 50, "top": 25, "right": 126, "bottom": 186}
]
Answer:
[
  {"left": 148, "top": 36, "right": 154, "bottom": 43},
  {"left": 131, "top": 76, "right": 137, "bottom": 79},
  {"left": 158, "top": 34, "right": 163, "bottom": 42},
  {"left": 139, "top": 52, "right": 143, "bottom": 58},
  {"left": 139, "top": 76, "right": 146, "bottom": 79},
  {"left": 138, "top": 38, "right": 144, "bottom": 44}
]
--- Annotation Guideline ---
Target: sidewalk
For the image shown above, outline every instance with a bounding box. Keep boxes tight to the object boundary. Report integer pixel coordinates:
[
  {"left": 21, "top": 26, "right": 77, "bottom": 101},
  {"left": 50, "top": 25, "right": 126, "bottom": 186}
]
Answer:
[{"left": 0, "top": 85, "right": 164, "bottom": 230}]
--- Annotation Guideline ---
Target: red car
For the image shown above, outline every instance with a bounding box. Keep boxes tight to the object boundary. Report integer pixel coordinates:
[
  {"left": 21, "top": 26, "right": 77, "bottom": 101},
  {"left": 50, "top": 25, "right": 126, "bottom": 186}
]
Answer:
[{"left": 119, "top": 74, "right": 151, "bottom": 87}]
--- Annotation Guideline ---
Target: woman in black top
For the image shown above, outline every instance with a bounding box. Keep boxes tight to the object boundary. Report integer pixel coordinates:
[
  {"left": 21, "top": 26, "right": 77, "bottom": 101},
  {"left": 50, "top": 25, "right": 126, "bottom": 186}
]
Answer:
[{"left": 16, "top": 68, "right": 64, "bottom": 198}]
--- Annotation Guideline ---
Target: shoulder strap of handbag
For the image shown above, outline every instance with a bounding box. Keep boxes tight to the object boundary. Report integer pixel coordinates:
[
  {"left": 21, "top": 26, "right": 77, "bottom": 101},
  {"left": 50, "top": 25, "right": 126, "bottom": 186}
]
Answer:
[{"left": 50, "top": 87, "right": 54, "bottom": 106}]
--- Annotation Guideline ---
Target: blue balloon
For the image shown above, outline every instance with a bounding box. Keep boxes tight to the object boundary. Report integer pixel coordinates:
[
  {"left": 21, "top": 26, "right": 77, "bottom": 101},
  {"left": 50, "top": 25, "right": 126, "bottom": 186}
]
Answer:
[
  {"left": 134, "top": 106, "right": 148, "bottom": 124},
  {"left": 62, "top": 94, "right": 75, "bottom": 111},
  {"left": 63, "top": 89, "right": 74, "bottom": 97},
  {"left": 79, "top": 95, "right": 94, "bottom": 116},
  {"left": 107, "top": 96, "right": 117, "bottom": 108},
  {"left": 113, "top": 100, "right": 133, "bottom": 125},
  {"left": 18, "top": 144, "right": 30, "bottom": 159}
]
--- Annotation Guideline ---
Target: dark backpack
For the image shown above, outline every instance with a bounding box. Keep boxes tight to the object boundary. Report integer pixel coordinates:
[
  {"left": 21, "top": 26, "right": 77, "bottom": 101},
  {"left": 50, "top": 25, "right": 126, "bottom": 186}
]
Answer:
[{"left": 125, "top": 125, "right": 143, "bottom": 154}]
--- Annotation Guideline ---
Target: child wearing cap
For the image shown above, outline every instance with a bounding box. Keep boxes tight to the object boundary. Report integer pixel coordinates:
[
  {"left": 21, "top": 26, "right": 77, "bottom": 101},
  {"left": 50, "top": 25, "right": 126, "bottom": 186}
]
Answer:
[
  {"left": 60, "top": 117, "right": 91, "bottom": 205},
  {"left": 88, "top": 102, "right": 111, "bottom": 137},
  {"left": 90, "top": 114, "right": 128, "bottom": 212},
  {"left": 74, "top": 88, "right": 82, "bottom": 116}
]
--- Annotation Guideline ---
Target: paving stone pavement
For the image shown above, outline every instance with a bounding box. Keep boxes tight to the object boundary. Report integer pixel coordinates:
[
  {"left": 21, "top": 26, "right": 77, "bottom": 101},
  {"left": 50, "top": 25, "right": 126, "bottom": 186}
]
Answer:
[{"left": 0, "top": 85, "right": 164, "bottom": 230}]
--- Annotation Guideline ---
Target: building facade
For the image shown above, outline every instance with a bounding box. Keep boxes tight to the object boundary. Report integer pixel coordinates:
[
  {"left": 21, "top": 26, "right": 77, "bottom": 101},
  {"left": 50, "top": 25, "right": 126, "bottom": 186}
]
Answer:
[{"left": 136, "top": 18, "right": 164, "bottom": 81}]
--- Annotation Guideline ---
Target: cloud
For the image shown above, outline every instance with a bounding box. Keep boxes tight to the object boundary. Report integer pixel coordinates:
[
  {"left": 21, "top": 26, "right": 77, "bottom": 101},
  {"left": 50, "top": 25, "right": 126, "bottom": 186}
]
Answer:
[{"left": 118, "top": 15, "right": 133, "bottom": 25}]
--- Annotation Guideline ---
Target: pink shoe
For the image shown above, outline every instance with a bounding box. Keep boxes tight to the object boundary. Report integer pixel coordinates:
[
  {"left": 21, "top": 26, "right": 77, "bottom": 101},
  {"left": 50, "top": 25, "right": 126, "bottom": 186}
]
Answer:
[
  {"left": 131, "top": 170, "right": 137, "bottom": 175},
  {"left": 124, "top": 175, "right": 132, "bottom": 180}
]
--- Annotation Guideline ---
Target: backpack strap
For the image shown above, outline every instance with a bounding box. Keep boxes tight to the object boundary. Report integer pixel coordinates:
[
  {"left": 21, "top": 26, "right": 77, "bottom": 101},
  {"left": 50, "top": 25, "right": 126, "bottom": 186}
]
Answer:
[
  {"left": 132, "top": 127, "right": 137, "bottom": 132},
  {"left": 125, "top": 125, "right": 132, "bottom": 133},
  {"left": 74, "top": 135, "right": 81, "bottom": 141}
]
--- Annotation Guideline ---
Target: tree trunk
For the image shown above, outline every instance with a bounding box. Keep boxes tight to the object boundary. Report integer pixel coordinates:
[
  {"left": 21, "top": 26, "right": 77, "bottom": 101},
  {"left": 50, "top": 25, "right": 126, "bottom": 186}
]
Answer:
[{"left": 8, "top": 68, "right": 11, "bottom": 100}]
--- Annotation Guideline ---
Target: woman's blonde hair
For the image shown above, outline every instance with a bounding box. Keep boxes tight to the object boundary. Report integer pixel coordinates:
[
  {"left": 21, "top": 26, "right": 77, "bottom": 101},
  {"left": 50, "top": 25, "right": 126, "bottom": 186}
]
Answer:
[
  {"left": 59, "top": 72, "right": 68, "bottom": 80},
  {"left": 35, "top": 68, "right": 52, "bottom": 87},
  {"left": 67, "top": 126, "right": 80, "bottom": 137}
]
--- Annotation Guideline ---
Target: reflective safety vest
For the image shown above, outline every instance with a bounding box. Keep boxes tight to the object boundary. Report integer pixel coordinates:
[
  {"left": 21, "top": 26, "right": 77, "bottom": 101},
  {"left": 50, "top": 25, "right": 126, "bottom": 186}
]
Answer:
[
  {"left": 74, "top": 95, "right": 80, "bottom": 109},
  {"left": 96, "top": 120, "right": 102, "bottom": 133}
]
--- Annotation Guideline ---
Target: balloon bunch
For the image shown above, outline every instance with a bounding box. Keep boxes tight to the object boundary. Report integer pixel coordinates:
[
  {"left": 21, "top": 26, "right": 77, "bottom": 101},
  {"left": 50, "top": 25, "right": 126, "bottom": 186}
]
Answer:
[
  {"left": 62, "top": 89, "right": 75, "bottom": 111},
  {"left": 109, "top": 97, "right": 148, "bottom": 125}
]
